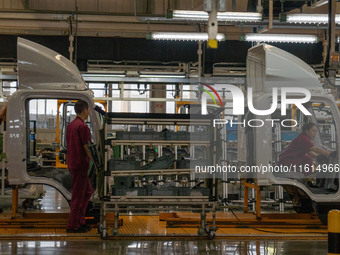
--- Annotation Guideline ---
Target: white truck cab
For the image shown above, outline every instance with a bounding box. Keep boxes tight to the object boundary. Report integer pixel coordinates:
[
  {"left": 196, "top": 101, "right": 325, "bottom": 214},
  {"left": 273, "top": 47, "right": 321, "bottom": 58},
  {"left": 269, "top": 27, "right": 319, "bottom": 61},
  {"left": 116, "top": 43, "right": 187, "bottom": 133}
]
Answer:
[
  {"left": 245, "top": 44, "right": 340, "bottom": 222},
  {"left": 6, "top": 38, "right": 101, "bottom": 201}
]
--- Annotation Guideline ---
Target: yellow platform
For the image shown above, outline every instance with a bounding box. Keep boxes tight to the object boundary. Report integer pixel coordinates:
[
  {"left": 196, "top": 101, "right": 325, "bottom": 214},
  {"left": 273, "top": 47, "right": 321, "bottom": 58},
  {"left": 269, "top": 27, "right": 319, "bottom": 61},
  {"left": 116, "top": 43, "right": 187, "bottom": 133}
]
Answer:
[{"left": 0, "top": 212, "right": 327, "bottom": 240}]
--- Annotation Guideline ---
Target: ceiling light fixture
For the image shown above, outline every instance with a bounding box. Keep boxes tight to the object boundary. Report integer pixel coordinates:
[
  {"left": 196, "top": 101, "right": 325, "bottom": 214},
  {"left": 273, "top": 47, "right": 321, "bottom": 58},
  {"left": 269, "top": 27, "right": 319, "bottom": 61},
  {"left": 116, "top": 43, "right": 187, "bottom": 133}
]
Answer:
[
  {"left": 243, "top": 34, "right": 318, "bottom": 43},
  {"left": 311, "top": 0, "right": 328, "bottom": 8},
  {"left": 171, "top": 10, "right": 262, "bottom": 22},
  {"left": 148, "top": 32, "right": 226, "bottom": 41},
  {"left": 139, "top": 72, "right": 186, "bottom": 78},
  {"left": 286, "top": 13, "right": 340, "bottom": 24},
  {"left": 82, "top": 73, "right": 126, "bottom": 78}
]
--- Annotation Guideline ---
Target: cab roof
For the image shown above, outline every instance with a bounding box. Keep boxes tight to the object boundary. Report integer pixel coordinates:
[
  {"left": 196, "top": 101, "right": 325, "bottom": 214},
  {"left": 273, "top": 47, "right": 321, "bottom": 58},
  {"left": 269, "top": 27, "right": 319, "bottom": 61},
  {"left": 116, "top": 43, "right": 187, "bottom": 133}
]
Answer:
[{"left": 17, "top": 37, "right": 87, "bottom": 91}]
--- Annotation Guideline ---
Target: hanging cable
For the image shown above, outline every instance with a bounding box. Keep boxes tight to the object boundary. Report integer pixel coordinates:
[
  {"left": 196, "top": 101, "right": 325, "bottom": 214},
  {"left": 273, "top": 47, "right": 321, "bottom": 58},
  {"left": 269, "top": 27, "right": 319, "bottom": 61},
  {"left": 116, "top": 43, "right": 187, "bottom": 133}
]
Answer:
[
  {"left": 68, "top": 16, "right": 74, "bottom": 62},
  {"left": 324, "top": 0, "right": 332, "bottom": 79},
  {"left": 74, "top": 0, "right": 79, "bottom": 65}
]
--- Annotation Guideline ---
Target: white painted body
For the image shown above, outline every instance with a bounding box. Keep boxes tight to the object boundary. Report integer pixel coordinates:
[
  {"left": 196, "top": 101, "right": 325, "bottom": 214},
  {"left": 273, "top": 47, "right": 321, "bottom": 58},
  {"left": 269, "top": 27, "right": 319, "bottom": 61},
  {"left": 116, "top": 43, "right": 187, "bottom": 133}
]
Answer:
[
  {"left": 17, "top": 38, "right": 87, "bottom": 91},
  {"left": 247, "top": 43, "right": 323, "bottom": 94},
  {"left": 246, "top": 44, "right": 340, "bottom": 205},
  {"left": 6, "top": 38, "right": 100, "bottom": 201}
]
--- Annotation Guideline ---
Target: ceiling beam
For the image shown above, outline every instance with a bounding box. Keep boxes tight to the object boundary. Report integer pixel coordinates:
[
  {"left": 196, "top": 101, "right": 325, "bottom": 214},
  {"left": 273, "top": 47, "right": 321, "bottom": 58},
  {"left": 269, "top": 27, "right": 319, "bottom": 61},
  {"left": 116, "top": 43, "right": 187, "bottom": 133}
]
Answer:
[{"left": 0, "top": 11, "right": 338, "bottom": 39}]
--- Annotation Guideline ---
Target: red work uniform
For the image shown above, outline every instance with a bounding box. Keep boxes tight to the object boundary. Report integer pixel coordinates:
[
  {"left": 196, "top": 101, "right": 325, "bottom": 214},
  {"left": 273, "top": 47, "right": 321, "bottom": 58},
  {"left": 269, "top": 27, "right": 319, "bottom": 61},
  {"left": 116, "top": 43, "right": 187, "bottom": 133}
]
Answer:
[
  {"left": 278, "top": 133, "right": 314, "bottom": 174},
  {"left": 66, "top": 116, "right": 93, "bottom": 230}
]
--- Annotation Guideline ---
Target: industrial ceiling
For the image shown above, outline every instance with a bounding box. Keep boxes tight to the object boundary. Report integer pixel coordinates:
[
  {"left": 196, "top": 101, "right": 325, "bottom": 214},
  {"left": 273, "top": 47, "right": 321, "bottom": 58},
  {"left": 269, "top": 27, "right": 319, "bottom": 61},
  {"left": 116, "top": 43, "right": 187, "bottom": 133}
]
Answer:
[{"left": 0, "top": 0, "right": 338, "bottom": 74}]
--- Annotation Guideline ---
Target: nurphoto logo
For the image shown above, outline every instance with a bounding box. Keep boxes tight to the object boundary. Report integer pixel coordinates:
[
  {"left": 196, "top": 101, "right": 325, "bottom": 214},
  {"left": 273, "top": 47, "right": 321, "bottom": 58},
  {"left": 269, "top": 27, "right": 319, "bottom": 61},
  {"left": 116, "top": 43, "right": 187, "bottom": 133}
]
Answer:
[{"left": 199, "top": 83, "right": 311, "bottom": 128}]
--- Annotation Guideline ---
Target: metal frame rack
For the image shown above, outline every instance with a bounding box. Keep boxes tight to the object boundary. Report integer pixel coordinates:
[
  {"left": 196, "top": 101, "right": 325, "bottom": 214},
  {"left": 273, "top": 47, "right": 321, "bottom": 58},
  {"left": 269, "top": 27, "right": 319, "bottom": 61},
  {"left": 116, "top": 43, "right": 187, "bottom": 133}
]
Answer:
[
  {"left": 0, "top": 162, "right": 8, "bottom": 199},
  {"left": 99, "top": 112, "right": 221, "bottom": 239}
]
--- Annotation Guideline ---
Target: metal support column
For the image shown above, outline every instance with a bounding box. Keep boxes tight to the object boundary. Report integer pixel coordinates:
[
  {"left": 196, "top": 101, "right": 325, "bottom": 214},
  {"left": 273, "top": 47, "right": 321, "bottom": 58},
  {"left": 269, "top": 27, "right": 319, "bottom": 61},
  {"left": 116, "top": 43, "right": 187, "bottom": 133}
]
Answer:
[{"left": 11, "top": 185, "right": 18, "bottom": 218}]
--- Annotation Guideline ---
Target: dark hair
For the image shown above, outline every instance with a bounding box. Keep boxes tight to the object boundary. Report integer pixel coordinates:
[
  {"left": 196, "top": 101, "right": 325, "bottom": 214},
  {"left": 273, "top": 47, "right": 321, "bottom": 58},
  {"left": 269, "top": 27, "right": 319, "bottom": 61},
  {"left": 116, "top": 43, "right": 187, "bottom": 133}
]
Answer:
[
  {"left": 74, "top": 100, "right": 88, "bottom": 115},
  {"left": 302, "top": 122, "right": 316, "bottom": 133}
]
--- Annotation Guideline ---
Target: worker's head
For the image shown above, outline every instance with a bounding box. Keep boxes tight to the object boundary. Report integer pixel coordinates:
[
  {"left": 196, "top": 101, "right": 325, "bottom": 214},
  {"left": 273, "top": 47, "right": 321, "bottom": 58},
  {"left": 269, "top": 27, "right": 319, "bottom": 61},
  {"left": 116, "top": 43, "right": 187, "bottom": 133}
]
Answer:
[
  {"left": 75, "top": 100, "right": 89, "bottom": 120},
  {"left": 302, "top": 122, "right": 318, "bottom": 139}
]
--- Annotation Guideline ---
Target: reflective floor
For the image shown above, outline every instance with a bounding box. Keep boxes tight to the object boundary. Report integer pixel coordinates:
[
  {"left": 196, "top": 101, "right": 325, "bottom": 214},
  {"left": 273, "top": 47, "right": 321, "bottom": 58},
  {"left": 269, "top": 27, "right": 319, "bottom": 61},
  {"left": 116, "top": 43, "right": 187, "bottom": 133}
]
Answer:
[
  {"left": 0, "top": 186, "right": 328, "bottom": 255},
  {"left": 0, "top": 186, "right": 327, "bottom": 240},
  {"left": 0, "top": 185, "right": 69, "bottom": 212},
  {"left": 0, "top": 240, "right": 327, "bottom": 255}
]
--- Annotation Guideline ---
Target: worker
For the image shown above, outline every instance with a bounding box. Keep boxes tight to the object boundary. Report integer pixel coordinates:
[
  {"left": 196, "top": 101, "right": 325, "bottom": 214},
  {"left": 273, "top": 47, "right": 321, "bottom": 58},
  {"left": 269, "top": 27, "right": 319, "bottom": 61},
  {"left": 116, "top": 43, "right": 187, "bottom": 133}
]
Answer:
[
  {"left": 278, "top": 122, "right": 333, "bottom": 175},
  {"left": 66, "top": 100, "right": 93, "bottom": 233}
]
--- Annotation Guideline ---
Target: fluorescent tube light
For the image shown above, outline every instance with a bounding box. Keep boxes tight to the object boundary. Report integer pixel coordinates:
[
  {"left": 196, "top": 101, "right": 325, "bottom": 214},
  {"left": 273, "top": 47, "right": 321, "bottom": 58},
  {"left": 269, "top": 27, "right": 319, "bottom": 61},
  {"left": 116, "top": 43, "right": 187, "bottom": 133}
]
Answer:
[
  {"left": 286, "top": 13, "right": 340, "bottom": 24},
  {"left": 149, "top": 32, "right": 226, "bottom": 41},
  {"left": 172, "top": 10, "right": 262, "bottom": 22},
  {"left": 82, "top": 73, "right": 125, "bottom": 77},
  {"left": 172, "top": 10, "right": 208, "bottom": 20},
  {"left": 243, "top": 34, "right": 318, "bottom": 43},
  {"left": 140, "top": 74, "right": 186, "bottom": 78},
  {"left": 217, "top": 12, "right": 263, "bottom": 22},
  {"left": 311, "top": 0, "right": 328, "bottom": 8},
  {"left": 139, "top": 72, "right": 186, "bottom": 78}
]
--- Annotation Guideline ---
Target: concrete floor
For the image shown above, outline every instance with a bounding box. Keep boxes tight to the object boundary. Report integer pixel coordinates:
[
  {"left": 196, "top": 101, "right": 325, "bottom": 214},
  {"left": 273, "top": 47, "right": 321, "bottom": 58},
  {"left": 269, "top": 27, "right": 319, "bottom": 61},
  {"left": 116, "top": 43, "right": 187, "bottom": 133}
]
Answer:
[{"left": 0, "top": 240, "right": 327, "bottom": 255}]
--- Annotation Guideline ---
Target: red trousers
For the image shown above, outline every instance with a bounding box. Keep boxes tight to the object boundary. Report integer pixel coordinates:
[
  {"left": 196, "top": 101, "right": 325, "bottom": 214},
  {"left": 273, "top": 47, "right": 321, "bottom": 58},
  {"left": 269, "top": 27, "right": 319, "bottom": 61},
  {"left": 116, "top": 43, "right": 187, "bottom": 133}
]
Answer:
[
  {"left": 278, "top": 154, "right": 313, "bottom": 176},
  {"left": 67, "top": 169, "right": 93, "bottom": 229}
]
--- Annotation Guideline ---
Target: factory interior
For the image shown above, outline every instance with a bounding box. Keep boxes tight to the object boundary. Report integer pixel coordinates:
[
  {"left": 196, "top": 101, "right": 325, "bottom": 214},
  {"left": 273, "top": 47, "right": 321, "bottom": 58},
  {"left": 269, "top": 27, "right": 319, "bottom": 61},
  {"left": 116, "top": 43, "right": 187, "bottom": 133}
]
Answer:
[{"left": 0, "top": 0, "right": 340, "bottom": 254}]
